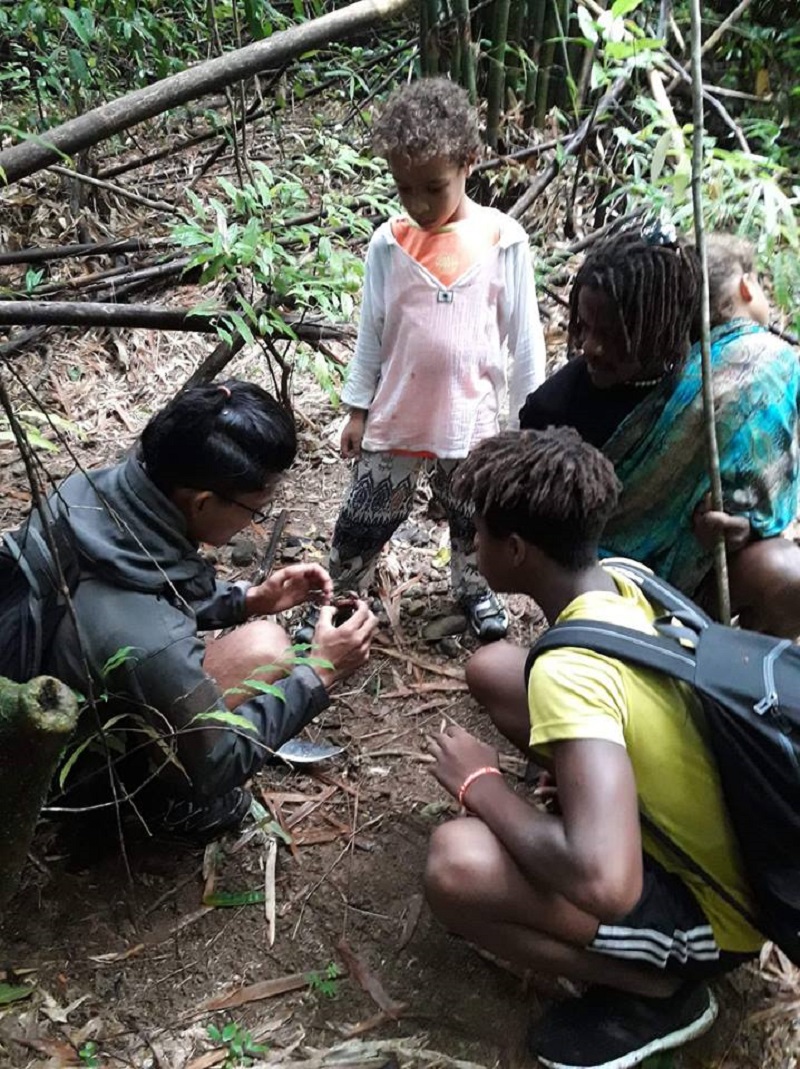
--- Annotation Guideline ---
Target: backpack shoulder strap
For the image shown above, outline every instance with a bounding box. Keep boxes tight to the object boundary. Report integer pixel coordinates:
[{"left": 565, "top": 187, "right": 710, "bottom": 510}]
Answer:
[
  {"left": 528, "top": 621, "right": 697, "bottom": 687},
  {"left": 601, "top": 558, "right": 712, "bottom": 630}
]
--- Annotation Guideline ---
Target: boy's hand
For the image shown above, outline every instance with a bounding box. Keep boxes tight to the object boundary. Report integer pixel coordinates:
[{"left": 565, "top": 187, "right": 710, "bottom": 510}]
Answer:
[
  {"left": 426, "top": 725, "right": 499, "bottom": 800},
  {"left": 246, "top": 564, "right": 333, "bottom": 617},
  {"left": 692, "top": 492, "right": 751, "bottom": 553},
  {"left": 341, "top": 411, "right": 366, "bottom": 459},
  {"left": 310, "top": 601, "right": 377, "bottom": 687}
]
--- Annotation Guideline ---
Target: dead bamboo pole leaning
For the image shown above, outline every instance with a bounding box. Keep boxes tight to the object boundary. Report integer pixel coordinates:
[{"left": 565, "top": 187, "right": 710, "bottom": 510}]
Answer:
[
  {"left": 689, "top": 0, "right": 731, "bottom": 625},
  {"left": 0, "top": 0, "right": 413, "bottom": 187}
]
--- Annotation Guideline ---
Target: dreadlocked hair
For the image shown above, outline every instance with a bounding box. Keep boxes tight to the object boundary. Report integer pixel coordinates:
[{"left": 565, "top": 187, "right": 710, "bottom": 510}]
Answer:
[
  {"left": 372, "top": 78, "right": 481, "bottom": 167},
  {"left": 705, "top": 233, "right": 755, "bottom": 326},
  {"left": 568, "top": 232, "right": 702, "bottom": 377},
  {"left": 455, "top": 428, "right": 622, "bottom": 570}
]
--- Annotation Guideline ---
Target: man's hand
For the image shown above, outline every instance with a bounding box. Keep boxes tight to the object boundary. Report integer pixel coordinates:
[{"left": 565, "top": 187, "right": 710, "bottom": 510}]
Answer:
[
  {"left": 341, "top": 411, "right": 366, "bottom": 460},
  {"left": 246, "top": 564, "right": 333, "bottom": 617},
  {"left": 310, "top": 601, "right": 377, "bottom": 687},
  {"left": 692, "top": 492, "right": 751, "bottom": 553},
  {"left": 426, "top": 724, "right": 499, "bottom": 800}
]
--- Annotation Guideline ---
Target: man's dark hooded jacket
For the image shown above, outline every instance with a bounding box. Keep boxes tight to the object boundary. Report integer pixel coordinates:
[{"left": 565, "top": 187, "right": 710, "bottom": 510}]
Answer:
[{"left": 6, "top": 453, "right": 329, "bottom": 801}]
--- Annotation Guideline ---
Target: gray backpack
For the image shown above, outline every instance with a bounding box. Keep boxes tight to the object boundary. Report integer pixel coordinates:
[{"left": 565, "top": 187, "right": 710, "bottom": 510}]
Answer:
[
  {"left": 0, "top": 505, "right": 82, "bottom": 682},
  {"left": 526, "top": 559, "right": 800, "bottom": 964}
]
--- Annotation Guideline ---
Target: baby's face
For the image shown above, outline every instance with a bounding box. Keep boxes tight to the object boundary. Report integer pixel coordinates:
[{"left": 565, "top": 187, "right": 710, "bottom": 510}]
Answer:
[{"left": 388, "top": 153, "right": 470, "bottom": 230}]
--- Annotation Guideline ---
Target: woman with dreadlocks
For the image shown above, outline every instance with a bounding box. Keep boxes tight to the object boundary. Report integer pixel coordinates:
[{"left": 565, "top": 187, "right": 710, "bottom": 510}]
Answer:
[{"left": 519, "top": 229, "right": 800, "bottom": 634}]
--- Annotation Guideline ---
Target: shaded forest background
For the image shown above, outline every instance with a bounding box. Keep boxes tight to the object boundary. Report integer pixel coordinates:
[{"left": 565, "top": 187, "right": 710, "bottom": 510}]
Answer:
[{"left": 0, "top": 0, "right": 799, "bottom": 407}]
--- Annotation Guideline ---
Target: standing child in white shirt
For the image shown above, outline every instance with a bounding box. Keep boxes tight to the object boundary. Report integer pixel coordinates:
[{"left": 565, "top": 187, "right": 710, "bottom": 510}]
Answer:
[{"left": 301, "top": 77, "right": 546, "bottom": 642}]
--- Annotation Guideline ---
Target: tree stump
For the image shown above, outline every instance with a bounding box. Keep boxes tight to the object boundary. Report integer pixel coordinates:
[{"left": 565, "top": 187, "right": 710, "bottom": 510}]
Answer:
[{"left": 0, "top": 675, "right": 79, "bottom": 909}]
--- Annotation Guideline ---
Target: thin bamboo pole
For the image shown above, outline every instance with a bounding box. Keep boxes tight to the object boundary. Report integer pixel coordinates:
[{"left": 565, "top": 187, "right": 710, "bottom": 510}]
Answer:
[
  {"left": 535, "top": 0, "right": 558, "bottom": 127},
  {"left": 523, "top": 0, "right": 548, "bottom": 128},
  {"left": 688, "top": 0, "right": 731, "bottom": 624},
  {"left": 486, "top": 0, "right": 513, "bottom": 148},
  {"left": 454, "top": 0, "right": 478, "bottom": 104}
]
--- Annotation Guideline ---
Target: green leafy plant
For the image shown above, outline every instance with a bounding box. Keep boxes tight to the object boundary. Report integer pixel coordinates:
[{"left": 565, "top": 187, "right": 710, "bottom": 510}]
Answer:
[
  {"left": 307, "top": 960, "right": 341, "bottom": 999},
  {"left": 206, "top": 1021, "right": 267, "bottom": 1068},
  {"left": 58, "top": 644, "right": 333, "bottom": 795},
  {"left": 78, "top": 1041, "right": 101, "bottom": 1068},
  {"left": 576, "top": 0, "right": 663, "bottom": 93},
  {"left": 57, "top": 645, "right": 185, "bottom": 794},
  {"left": 0, "top": 0, "right": 207, "bottom": 128},
  {"left": 608, "top": 109, "right": 800, "bottom": 331},
  {"left": 171, "top": 137, "right": 393, "bottom": 400},
  {"left": 0, "top": 408, "right": 78, "bottom": 453}
]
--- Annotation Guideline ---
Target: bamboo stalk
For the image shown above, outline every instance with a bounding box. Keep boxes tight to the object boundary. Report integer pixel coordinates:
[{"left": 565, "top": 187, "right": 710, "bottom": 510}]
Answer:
[
  {"left": 486, "top": 0, "right": 513, "bottom": 148},
  {"left": 688, "top": 0, "right": 731, "bottom": 624},
  {"left": 454, "top": 0, "right": 477, "bottom": 102},
  {"left": 0, "top": 300, "right": 221, "bottom": 332},
  {"left": 534, "top": 0, "right": 558, "bottom": 128},
  {"left": 0, "top": 238, "right": 153, "bottom": 267},
  {"left": 523, "top": 0, "right": 548, "bottom": 127},
  {"left": 423, "top": 0, "right": 441, "bottom": 75},
  {"left": 0, "top": 676, "right": 80, "bottom": 907}
]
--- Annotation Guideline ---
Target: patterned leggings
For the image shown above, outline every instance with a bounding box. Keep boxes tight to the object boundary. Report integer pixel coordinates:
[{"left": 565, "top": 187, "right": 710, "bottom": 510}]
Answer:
[{"left": 329, "top": 450, "right": 487, "bottom": 601}]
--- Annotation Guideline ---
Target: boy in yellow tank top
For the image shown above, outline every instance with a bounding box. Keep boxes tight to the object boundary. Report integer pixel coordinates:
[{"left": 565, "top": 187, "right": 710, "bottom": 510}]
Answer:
[{"left": 424, "top": 427, "right": 762, "bottom": 1069}]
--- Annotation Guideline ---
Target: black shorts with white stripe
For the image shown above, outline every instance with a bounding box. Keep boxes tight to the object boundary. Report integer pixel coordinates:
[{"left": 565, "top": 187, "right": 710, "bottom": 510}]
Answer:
[{"left": 589, "top": 854, "right": 755, "bottom": 980}]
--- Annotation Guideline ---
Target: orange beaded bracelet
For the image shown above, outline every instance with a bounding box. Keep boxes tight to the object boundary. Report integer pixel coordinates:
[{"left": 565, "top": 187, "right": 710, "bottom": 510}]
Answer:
[{"left": 457, "top": 765, "right": 503, "bottom": 808}]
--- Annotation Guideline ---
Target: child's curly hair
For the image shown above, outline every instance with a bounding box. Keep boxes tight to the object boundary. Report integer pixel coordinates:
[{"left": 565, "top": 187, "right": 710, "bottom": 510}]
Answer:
[{"left": 372, "top": 78, "right": 481, "bottom": 167}]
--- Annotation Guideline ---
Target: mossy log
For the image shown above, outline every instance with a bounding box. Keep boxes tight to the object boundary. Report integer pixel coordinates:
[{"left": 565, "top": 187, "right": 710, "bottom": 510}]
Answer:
[{"left": 0, "top": 675, "right": 79, "bottom": 909}]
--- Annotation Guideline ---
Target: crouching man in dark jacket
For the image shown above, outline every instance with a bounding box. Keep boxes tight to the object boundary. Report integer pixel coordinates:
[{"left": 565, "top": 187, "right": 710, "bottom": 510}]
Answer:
[{"left": 4, "top": 380, "right": 376, "bottom": 840}]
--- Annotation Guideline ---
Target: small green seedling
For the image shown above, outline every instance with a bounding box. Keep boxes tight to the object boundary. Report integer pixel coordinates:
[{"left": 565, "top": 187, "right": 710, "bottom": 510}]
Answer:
[
  {"left": 307, "top": 961, "right": 341, "bottom": 999},
  {"left": 78, "top": 1041, "right": 100, "bottom": 1068},
  {"left": 206, "top": 1021, "right": 267, "bottom": 1068}
]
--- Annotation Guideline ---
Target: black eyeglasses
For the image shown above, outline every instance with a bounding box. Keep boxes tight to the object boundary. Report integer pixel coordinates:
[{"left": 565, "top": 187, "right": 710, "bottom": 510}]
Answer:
[{"left": 213, "top": 492, "right": 272, "bottom": 525}]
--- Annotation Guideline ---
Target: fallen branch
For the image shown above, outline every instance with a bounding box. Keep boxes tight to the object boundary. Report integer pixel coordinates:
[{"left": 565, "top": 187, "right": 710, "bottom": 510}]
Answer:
[
  {"left": 509, "top": 74, "right": 630, "bottom": 221},
  {"left": 377, "top": 682, "right": 469, "bottom": 698},
  {"left": 667, "top": 0, "right": 755, "bottom": 91},
  {"left": 32, "top": 255, "right": 188, "bottom": 299},
  {"left": 0, "top": 300, "right": 221, "bottom": 332},
  {"left": 184, "top": 311, "right": 354, "bottom": 387},
  {"left": 48, "top": 164, "right": 180, "bottom": 214},
  {"left": 251, "top": 1038, "right": 490, "bottom": 1069},
  {"left": 375, "top": 646, "right": 466, "bottom": 681},
  {"left": 470, "top": 135, "right": 571, "bottom": 174},
  {"left": 0, "top": 326, "right": 50, "bottom": 361},
  {"left": 0, "top": 238, "right": 154, "bottom": 267},
  {"left": 0, "top": 0, "right": 414, "bottom": 186},
  {"left": 661, "top": 56, "right": 750, "bottom": 152}
]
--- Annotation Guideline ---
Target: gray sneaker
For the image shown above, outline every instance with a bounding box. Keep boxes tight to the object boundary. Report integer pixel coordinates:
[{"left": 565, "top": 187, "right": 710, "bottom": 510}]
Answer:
[
  {"left": 292, "top": 605, "right": 320, "bottom": 647},
  {"left": 462, "top": 592, "right": 509, "bottom": 642}
]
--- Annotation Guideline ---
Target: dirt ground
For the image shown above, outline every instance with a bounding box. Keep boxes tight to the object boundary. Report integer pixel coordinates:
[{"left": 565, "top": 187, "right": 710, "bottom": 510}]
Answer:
[{"left": 1, "top": 336, "right": 798, "bottom": 1069}]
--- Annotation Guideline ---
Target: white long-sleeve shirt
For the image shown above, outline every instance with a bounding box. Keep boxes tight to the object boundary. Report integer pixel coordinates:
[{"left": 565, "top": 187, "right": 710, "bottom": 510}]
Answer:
[{"left": 341, "top": 210, "right": 546, "bottom": 458}]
